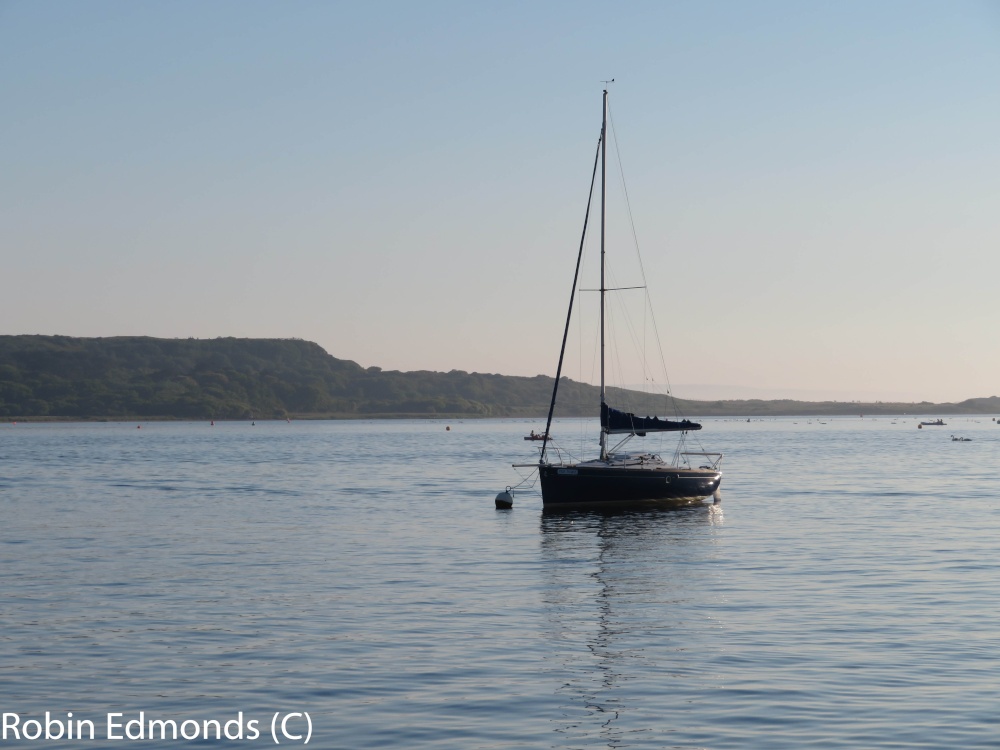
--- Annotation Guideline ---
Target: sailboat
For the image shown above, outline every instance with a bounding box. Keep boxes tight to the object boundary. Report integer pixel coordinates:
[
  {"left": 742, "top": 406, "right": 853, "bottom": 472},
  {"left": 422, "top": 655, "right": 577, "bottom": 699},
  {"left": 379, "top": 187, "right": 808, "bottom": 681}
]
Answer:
[{"left": 519, "top": 88, "right": 723, "bottom": 508}]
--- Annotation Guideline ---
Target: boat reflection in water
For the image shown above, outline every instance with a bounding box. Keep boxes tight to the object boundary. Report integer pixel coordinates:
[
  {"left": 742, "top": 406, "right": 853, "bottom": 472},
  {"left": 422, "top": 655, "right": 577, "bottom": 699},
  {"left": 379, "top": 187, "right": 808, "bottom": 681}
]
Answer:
[{"left": 538, "top": 505, "right": 724, "bottom": 747}]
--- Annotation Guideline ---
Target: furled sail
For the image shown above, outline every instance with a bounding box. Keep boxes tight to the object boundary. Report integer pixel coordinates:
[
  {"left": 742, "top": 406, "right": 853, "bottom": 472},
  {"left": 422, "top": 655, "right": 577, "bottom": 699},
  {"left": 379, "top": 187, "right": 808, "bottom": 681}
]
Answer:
[{"left": 601, "top": 403, "right": 701, "bottom": 435}]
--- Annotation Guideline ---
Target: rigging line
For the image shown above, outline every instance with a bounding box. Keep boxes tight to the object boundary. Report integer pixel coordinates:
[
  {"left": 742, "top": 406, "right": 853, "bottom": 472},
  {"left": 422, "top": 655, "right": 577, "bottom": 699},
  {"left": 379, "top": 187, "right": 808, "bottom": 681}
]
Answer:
[
  {"left": 605, "top": 268, "right": 631, "bottom": 407},
  {"left": 606, "top": 295, "right": 642, "bottom": 418},
  {"left": 646, "top": 290, "right": 688, "bottom": 421},
  {"left": 574, "top": 203, "right": 600, "bottom": 454},
  {"left": 609, "top": 97, "right": 688, "bottom": 423},
  {"left": 540, "top": 130, "right": 603, "bottom": 464},
  {"left": 607, "top": 101, "right": 669, "bottom": 389},
  {"left": 584, "top": 283, "right": 601, "bottom": 452},
  {"left": 607, "top": 100, "right": 650, "bottom": 287},
  {"left": 605, "top": 298, "right": 628, "bottom": 413},
  {"left": 643, "top": 281, "right": 649, "bottom": 399},
  {"left": 606, "top": 263, "right": 653, "bottom": 394},
  {"left": 578, "top": 189, "right": 598, "bottom": 456},
  {"left": 607, "top": 97, "right": 706, "bottom": 454},
  {"left": 603, "top": 293, "right": 618, "bottom": 397}
]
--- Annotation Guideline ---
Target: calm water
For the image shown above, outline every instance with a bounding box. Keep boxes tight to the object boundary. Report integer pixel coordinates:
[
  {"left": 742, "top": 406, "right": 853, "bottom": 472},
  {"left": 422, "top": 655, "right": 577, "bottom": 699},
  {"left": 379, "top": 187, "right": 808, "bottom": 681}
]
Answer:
[{"left": 2, "top": 416, "right": 1000, "bottom": 748}]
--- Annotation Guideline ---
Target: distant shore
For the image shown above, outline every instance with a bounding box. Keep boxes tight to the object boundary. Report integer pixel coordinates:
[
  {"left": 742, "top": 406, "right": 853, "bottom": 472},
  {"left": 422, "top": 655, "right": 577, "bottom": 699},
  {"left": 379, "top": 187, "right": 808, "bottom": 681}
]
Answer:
[
  {"left": 2, "top": 335, "right": 999, "bottom": 422},
  {"left": 5, "top": 402, "right": 1000, "bottom": 423}
]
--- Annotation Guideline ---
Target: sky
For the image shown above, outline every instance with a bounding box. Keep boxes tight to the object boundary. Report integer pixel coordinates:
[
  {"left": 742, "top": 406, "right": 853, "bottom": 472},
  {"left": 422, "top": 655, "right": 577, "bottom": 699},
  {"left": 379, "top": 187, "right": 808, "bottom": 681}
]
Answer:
[{"left": 2, "top": 0, "right": 999, "bottom": 403}]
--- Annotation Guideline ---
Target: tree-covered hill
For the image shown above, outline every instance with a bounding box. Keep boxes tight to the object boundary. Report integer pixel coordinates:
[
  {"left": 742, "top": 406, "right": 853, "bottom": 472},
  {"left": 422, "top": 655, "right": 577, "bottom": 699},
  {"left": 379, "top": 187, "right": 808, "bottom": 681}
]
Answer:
[
  {"left": 0, "top": 335, "right": 606, "bottom": 419},
  {"left": 0, "top": 335, "right": 997, "bottom": 420}
]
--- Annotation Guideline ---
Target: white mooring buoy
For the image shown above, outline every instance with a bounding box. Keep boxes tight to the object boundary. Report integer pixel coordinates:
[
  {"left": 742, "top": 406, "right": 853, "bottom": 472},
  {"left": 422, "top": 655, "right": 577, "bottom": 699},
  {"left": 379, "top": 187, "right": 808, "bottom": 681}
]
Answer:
[{"left": 495, "top": 489, "right": 514, "bottom": 509}]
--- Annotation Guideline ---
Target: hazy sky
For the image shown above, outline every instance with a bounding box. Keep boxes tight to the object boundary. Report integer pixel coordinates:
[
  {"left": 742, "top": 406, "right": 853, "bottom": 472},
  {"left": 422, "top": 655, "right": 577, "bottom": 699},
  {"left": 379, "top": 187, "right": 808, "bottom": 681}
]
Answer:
[{"left": 2, "top": 1, "right": 998, "bottom": 402}]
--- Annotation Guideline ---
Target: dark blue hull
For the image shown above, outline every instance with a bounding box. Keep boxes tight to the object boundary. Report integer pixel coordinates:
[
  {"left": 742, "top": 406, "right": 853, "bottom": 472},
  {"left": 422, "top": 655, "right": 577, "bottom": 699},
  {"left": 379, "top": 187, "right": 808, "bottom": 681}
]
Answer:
[{"left": 539, "top": 463, "right": 722, "bottom": 507}]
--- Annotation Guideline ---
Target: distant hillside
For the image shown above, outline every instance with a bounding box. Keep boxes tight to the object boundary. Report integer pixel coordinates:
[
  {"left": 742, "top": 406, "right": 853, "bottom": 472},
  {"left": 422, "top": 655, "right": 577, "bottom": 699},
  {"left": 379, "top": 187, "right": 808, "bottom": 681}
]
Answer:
[
  {"left": 0, "top": 335, "right": 599, "bottom": 419},
  {"left": 0, "top": 335, "right": 997, "bottom": 420}
]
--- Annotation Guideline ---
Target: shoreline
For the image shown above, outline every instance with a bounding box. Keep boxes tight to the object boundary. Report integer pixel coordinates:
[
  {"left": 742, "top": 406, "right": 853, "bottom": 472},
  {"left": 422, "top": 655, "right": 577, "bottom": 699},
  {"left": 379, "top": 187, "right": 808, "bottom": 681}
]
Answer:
[{"left": 6, "top": 408, "right": 999, "bottom": 424}]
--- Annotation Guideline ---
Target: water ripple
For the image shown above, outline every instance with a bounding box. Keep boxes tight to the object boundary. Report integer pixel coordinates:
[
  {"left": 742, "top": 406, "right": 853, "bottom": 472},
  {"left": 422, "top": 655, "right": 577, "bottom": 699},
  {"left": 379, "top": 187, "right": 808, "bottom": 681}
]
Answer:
[{"left": 1, "top": 418, "right": 999, "bottom": 747}]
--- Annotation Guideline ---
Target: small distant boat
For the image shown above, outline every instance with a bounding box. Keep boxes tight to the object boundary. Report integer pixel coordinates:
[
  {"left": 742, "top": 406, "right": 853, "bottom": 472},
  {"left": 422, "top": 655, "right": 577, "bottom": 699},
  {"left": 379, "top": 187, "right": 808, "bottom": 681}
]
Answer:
[
  {"left": 920, "top": 419, "right": 946, "bottom": 426},
  {"left": 951, "top": 435, "right": 972, "bottom": 442},
  {"left": 524, "top": 430, "right": 549, "bottom": 441}
]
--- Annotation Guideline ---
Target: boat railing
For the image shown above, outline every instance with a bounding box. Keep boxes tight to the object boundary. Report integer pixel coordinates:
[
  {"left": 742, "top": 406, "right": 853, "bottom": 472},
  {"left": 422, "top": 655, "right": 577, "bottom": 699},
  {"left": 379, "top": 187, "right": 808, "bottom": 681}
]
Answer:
[
  {"left": 510, "top": 442, "right": 572, "bottom": 468},
  {"left": 681, "top": 451, "right": 723, "bottom": 470},
  {"left": 540, "top": 443, "right": 572, "bottom": 465}
]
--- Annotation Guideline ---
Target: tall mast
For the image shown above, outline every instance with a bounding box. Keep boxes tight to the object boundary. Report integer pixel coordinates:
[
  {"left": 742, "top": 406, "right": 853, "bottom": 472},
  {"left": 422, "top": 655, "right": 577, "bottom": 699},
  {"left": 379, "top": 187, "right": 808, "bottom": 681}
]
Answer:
[{"left": 599, "top": 87, "right": 608, "bottom": 460}]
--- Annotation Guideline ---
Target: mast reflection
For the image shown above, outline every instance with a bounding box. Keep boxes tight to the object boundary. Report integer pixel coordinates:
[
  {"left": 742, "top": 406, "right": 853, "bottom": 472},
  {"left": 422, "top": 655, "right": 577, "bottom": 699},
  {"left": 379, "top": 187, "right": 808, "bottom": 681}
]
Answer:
[{"left": 538, "top": 505, "right": 723, "bottom": 747}]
